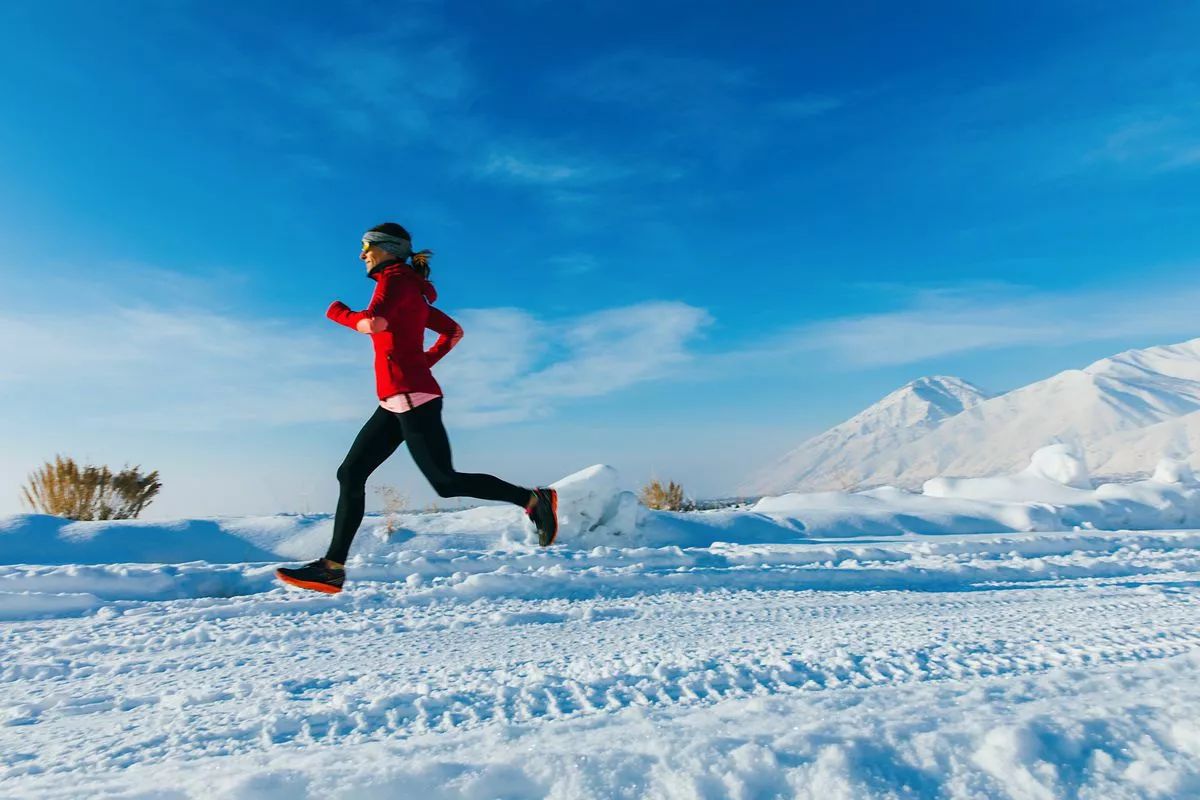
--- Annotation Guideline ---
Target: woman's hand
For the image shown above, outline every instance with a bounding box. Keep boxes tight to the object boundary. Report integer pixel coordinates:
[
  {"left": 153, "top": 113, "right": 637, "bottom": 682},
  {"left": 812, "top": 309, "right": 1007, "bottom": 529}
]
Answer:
[{"left": 355, "top": 316, "right": 389, "bottom": 334}]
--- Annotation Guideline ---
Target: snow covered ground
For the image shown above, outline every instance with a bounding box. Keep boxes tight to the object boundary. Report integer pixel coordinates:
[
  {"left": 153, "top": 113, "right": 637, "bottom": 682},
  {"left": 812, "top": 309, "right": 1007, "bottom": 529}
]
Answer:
[{"left": 4, "top": 461, "right": 1200, "bottom": 798}]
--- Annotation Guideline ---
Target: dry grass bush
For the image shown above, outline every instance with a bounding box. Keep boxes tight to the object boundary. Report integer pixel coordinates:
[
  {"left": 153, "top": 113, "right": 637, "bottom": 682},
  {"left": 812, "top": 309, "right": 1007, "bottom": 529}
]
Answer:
[
  {"left": 639, "top": 478, "right": 695, "bottom": 512},
  {"left": 22, "top": 455, "right": 161, "bottom": 520},
  {"left": 374, "top": 486, "right": 410, "bottom": 537}
]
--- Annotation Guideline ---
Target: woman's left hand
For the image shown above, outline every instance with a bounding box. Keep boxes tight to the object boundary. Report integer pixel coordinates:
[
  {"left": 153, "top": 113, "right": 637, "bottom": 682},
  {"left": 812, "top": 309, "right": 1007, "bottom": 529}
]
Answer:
[{"left": 355, "top": 317, "right": 389, "bottom": 334}]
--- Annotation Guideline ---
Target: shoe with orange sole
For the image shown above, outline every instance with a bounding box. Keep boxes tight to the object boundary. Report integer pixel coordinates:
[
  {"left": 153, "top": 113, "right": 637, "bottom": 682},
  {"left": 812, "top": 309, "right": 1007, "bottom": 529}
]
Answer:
[{"left": 276, "top": 559, "right": 345, "bottom": 594}]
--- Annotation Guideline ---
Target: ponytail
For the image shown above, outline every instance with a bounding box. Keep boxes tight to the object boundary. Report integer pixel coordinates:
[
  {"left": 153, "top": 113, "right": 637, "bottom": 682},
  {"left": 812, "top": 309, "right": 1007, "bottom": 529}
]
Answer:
[{"left": 410, "top": 249, "right": 434, "bottom": 279}]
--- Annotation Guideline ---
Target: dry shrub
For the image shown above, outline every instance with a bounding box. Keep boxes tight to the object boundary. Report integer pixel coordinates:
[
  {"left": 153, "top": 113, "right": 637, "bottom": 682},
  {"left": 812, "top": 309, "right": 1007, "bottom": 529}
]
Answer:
[
  {"left": 22, "top": 455, "right": 161, "bottom": 520},
  {"left": 374, "top": 486, "right": 409, "bottom": 536},
  {"left": 639, "top": 479, "right": 695, "bottom": 512}
]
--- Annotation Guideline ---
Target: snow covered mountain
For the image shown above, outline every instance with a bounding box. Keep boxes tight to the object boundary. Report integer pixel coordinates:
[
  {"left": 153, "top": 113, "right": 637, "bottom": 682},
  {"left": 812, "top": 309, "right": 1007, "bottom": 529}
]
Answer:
[
  {"left": 745, "top": 376, "right": 991, "bottom": 496},
  {"left": 743, "top": 337, "right": 1200, "bottom": 495}
]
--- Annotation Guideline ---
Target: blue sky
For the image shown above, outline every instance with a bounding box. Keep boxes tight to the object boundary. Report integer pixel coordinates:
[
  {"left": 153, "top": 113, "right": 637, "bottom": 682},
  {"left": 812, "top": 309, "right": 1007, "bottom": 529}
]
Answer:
[{"left": 1, "top": 1, "right": 1199, "bottom": 516}]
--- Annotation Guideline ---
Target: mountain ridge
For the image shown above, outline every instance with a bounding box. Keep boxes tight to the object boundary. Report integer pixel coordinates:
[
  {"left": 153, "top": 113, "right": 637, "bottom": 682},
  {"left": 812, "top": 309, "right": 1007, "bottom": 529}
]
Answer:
[{"left": 741, "top": 337, "right": 1200, "bottom": 496}]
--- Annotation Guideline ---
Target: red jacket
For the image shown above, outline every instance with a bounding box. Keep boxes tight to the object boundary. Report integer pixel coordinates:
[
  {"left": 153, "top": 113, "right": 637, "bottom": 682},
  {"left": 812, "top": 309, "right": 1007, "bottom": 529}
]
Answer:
[{"left": 326, "top": 262, "right": 464, "bottom": 399}]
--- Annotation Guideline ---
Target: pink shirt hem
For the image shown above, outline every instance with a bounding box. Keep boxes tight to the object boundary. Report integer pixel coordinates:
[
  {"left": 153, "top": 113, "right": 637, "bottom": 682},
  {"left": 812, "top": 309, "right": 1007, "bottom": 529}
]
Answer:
[{"left": 380, "top": 392, "right": 441, "bottom": 413}]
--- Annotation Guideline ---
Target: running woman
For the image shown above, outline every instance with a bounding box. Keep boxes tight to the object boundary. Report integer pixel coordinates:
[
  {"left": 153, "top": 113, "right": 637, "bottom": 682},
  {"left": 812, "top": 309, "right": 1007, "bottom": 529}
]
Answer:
[{"left": 276, "top": 223, "right": 558, "bottom": 594}]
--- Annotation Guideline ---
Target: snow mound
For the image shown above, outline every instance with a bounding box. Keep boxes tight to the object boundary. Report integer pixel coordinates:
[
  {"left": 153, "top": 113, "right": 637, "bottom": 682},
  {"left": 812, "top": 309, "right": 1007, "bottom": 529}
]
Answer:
[
  {"left": 0, "top": 515, "right": 279, "bottom": 566},
  {"left": 1154, "top": 458, "right": 1196, "bottom": 485},
  {"left": 1024, "top": 443, "right": 1092, "bottom": 488},
  {"left": 921, "top": 446, "right": 1200, "bottom": 531},
  {"left": 551, "top": 464, "right": 643, "bottom": 545},
  {"left": 923, "top": 445, "right": 1096, "bottom": 505},
  {"left": 745, "top": 486, "right": 1059, "bottom": 539}
]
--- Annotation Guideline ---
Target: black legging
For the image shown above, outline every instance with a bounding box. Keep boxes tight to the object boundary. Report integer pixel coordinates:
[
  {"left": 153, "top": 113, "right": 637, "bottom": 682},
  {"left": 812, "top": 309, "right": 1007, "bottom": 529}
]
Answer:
[{"left": 325, "top": 398, "right": 531, "bottom": 563}]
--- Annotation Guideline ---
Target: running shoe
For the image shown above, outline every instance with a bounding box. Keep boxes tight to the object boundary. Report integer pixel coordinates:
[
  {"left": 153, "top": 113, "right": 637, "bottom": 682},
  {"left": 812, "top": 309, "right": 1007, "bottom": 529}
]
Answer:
[
  {"left": 276, "top": 559, "right": 345, "bottom": 594},
  {"left": 527, "top": 487, "right": 559, "bottom": 546}
]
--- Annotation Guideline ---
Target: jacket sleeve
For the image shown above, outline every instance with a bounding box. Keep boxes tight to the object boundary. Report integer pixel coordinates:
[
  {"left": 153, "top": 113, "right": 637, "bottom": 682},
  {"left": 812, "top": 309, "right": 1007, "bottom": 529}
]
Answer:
[
  {"left": 326, "top": 276, "right": 388, "bottom": 330},
  {"left": 425, "top": 305, "right": 464, "bottom": 366}
]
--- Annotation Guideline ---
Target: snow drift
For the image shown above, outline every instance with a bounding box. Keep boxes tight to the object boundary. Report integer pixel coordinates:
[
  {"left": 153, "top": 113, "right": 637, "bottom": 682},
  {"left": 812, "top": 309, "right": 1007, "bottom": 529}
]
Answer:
[{"left": 4, "top": 449, "right": 1200, "bottom": 576}]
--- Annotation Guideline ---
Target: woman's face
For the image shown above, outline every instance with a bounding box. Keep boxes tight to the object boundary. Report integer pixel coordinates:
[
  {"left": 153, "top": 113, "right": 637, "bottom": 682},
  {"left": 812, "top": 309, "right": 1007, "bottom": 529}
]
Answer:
[{"left": 361, "top": 241, "right": 389, "bottom": 270}]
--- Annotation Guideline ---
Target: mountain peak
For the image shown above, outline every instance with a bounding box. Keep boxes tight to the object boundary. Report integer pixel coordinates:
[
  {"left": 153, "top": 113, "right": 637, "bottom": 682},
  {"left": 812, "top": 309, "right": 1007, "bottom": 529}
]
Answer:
[
  {"left": 893, "top": 374, "right": 988, "bottom": 403},
  {"left": 861, "top": 375, "right": 990, "bottom": 431},
  {"left": 738, "top": 375, "right": 988, "bottom": 496}
]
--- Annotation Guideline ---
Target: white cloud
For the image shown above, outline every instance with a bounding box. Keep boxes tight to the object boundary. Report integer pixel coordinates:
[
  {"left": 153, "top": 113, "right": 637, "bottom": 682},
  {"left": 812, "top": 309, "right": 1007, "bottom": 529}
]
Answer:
[
  {"left": 1092, "top": 116, "right": 1200, "bottom": 173},
  {"left": 546, "top": 253, "right": 600, "bottom": 276},
  {"left": 0, "top": 307, "right": 368, "bottom": 430},
  {"left": 207, "top": 9, "right": 472, "bottom": 144},
  {"left": 436, "top": 301, "right": 712, "bottom": 426},
  {"left": 733, "top": 280, "right": 1200, "bottom": 369},
  {"left": 0, "top": 290, "right": 711, "bottom": 432},
  {"left": 284, "top": 34, "right": 472, "bottom": 140},
  {"left": 474, "top": 138, "right": 681, "bottom": 190},
  {"left": 523, "top": 301, "right": 711, "bottom": 396},
  {"left": 480, "top": 153, "right": 600, "bottom": 185},
  {"left": 1166, "top": 145, "right": 1200, "bottom": 169}
]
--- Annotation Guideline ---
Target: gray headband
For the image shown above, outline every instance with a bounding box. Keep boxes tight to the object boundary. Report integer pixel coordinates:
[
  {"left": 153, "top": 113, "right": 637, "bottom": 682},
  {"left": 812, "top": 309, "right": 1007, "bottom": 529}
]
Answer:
[{"left": 362, "top": 230, "right": 413, "bottom": 261}]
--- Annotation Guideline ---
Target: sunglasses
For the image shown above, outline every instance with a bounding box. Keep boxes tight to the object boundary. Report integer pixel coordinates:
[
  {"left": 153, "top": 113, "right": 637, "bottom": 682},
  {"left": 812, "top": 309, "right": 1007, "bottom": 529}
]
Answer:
[{"left": 361, "top": 240, "right": 373, "bottom": 253}]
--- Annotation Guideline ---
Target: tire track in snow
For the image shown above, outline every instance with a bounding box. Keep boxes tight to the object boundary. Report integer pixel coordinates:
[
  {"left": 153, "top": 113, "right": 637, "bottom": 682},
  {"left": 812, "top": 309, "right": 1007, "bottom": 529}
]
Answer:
[
  {"left": 6, "top": 529, "right": 1200, "bottom": 621},
  {"left": 3, "top": 572, "right": 1199, "bottom": 777}
]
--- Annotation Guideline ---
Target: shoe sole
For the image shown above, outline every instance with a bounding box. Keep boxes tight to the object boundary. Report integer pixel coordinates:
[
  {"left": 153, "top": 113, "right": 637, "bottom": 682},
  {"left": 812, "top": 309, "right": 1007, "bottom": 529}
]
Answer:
[
  {"left": 541, "top": 489, "right": 559, "bottom": 546},
  {"left": 275, "top": 570, "right": 343, "bottom": 594}
]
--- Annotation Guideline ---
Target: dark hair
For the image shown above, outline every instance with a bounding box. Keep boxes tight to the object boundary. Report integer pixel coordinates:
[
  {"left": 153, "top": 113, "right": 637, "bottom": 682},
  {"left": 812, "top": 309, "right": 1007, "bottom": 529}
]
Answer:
[
  {"left": 369, "top": 222, "right": 411, "bottom": 240},
  {"left": 369, "top": 222, "right": 432, "bottom": 278}
]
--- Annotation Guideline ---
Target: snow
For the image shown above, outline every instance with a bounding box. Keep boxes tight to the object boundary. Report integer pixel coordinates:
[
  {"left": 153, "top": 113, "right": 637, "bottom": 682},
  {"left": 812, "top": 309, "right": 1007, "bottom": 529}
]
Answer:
[
  {"left": 3, "top": 462, "right": 1200, "bottom": 797},
  {"left": 0, "top": 514, "right": 280, "bottom": 565},
  {"left": 743, "top": 375, "right": 991, "bottom": 496},
  {"left": 1024, "top": 442, "right": 1093, "bottom": 488},
  {"left": 743, "top": 337, "right": 1200, "bottom": 496},
  {"left": 1154, "top": 457, "right": 1195, "bottom": 485}
]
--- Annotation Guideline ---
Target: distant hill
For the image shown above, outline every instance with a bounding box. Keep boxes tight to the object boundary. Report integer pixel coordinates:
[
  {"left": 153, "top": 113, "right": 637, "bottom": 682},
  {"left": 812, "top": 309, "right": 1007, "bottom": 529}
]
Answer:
[{"left": 741, "top": 338, "right": 1200, "bottom": 495}]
